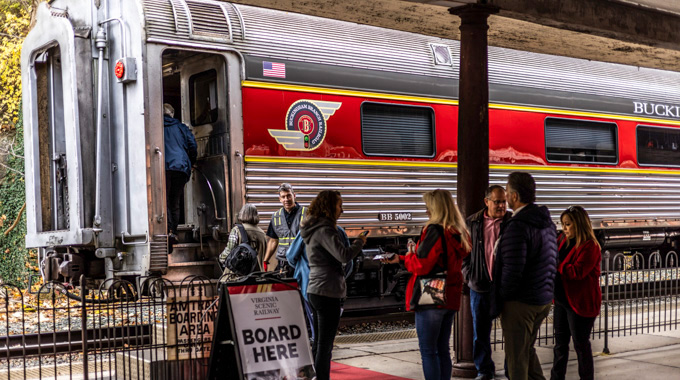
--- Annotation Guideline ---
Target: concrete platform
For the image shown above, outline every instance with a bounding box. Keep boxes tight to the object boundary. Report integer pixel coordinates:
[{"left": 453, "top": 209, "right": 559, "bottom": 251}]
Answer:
[{"left": 333, "top": 327, "right": 680, "bottom": 379}]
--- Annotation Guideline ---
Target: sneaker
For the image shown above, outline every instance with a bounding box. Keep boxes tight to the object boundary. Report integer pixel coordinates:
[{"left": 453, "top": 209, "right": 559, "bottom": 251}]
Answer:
[
  {"left": 475, "top": 375, "right": 494, "bottom": 380},
  {"left": 168, "top": 233, "right": 178, "bottom": 245}
]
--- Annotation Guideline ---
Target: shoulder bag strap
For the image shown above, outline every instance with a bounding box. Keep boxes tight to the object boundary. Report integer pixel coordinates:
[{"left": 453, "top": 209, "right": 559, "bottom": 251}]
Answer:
[
  {"left": 236, "top": 224, "right": 250, "bottom": 245},
  {"left": 440, "top": 227, "right": 448, "bottom": 270},
  {"left": 430, "top": 224, "right": 448, "bottom": 272}
]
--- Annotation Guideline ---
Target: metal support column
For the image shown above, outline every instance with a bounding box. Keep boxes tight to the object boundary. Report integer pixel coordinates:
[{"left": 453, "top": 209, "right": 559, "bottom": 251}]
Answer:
[{"left": 449, "top": 3, "right": 499, "bottom": 378}]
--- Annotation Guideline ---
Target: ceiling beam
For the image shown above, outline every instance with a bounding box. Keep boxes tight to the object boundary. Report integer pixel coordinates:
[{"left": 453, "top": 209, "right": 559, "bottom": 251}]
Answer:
[
  {"left": 228, "top": 0, "right": 680, "bottom": 72},
  {"left": 488, "top": 0, "right": 680, "bottom": 49}
]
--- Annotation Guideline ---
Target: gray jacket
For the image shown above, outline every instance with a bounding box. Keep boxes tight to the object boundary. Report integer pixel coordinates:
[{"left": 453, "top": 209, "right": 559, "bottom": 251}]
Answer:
[{"left": 300, "top": 216, "right": 364, "bottom": 299}]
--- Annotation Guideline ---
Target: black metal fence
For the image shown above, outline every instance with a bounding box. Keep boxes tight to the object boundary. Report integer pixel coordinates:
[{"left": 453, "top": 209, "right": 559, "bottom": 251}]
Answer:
[
  {"left": 480, "top": 250, "right": 680, "bottom": 352},
  {"left": 0, "top": 275, "right": 217, "bottom": 380},
  {"left": 3, "top": 250, "right": 680, "bottom": 379}
]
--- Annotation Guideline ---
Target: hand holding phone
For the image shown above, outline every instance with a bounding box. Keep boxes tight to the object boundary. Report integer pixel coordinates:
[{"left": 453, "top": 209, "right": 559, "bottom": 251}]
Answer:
[{"left": 358, "top": 230, "right": 369, "bottom": 243}]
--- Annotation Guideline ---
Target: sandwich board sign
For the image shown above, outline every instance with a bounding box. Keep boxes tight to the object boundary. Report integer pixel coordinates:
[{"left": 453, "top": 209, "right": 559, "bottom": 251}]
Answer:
[
  {"left": 208, "top": 278, "right": 315, "bottom": 379},
  {"left": 166, "top": 296, "right": 218, "bottom": 360}
]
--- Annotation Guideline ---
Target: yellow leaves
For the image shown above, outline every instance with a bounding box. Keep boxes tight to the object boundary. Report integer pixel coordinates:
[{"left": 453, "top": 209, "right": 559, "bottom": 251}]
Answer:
[
  {"left": 22, "top": 304, "right": 35, "bottom": 312},
  {"left": 0, "top": 0, "right": 31, "bottom": 131}
]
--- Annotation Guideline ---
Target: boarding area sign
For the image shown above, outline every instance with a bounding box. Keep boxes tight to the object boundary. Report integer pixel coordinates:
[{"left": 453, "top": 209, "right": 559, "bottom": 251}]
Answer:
[
  {"left": 166, "top": 296, "right": 217, "bottom": 360},
  {"left": 208, "top": 277, "right": 315, "bottom": 379}
]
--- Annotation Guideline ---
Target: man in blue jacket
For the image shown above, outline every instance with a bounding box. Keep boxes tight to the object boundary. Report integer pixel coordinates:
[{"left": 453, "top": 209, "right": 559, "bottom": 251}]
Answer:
[
  {"left": 163, "top": 103, "right": 197, "bottom": 243},
  {"left": 492, "top": 172, "right": 557, "bottom": 380}
]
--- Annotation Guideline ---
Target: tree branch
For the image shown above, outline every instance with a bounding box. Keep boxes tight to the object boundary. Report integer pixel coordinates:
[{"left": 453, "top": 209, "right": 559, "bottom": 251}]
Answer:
[
  {"left": 4, "top": 202, "right": 26, "bottom": 236},
  {"left": 0, "top": 161, "right": 24, "bottom": 177}
]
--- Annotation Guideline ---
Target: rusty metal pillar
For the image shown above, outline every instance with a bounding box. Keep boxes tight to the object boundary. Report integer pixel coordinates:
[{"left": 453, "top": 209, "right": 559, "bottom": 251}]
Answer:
[{"left": 449, "top": 3, "right": 498, "bottom": 378}]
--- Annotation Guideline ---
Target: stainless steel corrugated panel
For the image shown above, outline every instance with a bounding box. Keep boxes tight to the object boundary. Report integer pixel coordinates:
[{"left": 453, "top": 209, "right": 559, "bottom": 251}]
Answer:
[
  {"left": 143, "top": 0, "right": 191, "bottom": 38},
  {"left": 140, "top": 0, "right": 459, "bottom": 79},
  {"left": 185, "top": 0, "right": 230, "bottom": 39},
  {"left": 488, "top": 169, "right": 680, "bottom": 229},
  {"left": 149, "top": 235, "right": 169, "bottom": 273},
  {"left": 245, "top": 158, "right": 457, "bottom": 235},
  {"left": 232, "top": 5, "right": 457, "bottom": 79},
  {"left": 140, "top": 1, "right": 680, "bottom": 105},
  {"left": 487, "top": 49, "right": 680, "bottom": 105},
  {"left": 246, "top": 157, "right": 680, "bottom": 236}
]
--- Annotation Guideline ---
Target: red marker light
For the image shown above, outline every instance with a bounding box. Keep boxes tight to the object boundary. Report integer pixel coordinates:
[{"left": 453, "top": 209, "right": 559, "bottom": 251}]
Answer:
[{"left": 114, "top": 61, "right": 125, "bottom": 79}]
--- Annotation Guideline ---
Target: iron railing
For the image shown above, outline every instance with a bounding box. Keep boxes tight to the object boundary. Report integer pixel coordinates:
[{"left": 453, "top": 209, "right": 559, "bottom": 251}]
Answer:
[
  {"left": 0, "top": 275, "right": 217, "bottom": 380},
  {"left": 2, "top": 250, "right": 680, "bottom": 379},
  {"left": 472, "top": 250, "right": 680, "bottom": 353}
]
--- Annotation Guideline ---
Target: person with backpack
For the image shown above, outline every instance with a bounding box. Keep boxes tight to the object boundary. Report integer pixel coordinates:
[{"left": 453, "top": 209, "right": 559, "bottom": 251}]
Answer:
[{"left": 219, "top": 204, "right": 267, "bottom": 274}]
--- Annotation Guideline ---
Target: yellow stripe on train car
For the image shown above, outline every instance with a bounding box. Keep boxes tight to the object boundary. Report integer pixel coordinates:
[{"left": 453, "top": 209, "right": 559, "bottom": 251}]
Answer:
[{"left": 245, "top": 155, "right": 680, "bottom": 176}]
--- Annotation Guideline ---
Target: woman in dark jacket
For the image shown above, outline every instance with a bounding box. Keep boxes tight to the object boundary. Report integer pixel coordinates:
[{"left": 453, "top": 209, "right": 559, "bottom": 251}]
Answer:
[
  {"left": 383, "top": 189, "right": 470, "bottom": 380},
  {"left": 550, "top": 205, "right": 602, "bottom": 380},
  {"left": 300, "top": 190, "right": 366, "bottom": 380}
]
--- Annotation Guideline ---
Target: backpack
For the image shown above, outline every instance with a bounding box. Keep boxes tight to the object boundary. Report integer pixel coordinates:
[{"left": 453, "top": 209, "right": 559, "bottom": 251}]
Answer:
[
  {"left": 286, "top": 232, "right": 309, "bottom": 299},
  {"left": 225, "top": 224, "right": 259, "bottom": 276}
]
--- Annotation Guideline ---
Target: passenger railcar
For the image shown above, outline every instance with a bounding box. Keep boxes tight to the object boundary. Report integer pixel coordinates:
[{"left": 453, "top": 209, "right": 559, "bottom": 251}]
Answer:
[{"left": 21, "top": 0, "right": 680, "bottom": 308}]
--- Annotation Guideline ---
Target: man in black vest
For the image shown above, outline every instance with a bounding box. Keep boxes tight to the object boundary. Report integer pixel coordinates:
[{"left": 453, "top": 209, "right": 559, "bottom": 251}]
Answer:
[{"left": 264, "top": 183, "right": 306, "bottom": 276}]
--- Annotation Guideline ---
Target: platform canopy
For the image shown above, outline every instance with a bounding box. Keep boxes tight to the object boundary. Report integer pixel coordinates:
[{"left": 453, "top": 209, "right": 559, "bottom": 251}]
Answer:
[{"left": 230, "top": 0, "right": 680, "bottom": 72}]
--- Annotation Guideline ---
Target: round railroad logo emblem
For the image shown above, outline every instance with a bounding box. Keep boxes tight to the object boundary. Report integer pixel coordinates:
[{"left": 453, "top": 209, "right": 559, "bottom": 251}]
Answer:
[{"left": 285, "top": 100, "right": 327, "bottom": 150}]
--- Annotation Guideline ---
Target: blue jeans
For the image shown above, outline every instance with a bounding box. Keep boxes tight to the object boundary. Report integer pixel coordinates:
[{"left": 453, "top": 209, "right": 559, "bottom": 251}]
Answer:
[
  {"left": 470, "top": 289, "right": 495, "bottom": 377},
  {"left": 415, "top": 308, "right": 456, "bottom": 380}
]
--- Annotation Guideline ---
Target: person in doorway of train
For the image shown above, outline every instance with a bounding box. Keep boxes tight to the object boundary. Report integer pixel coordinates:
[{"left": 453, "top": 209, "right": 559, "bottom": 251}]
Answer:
[
  {"left": 263, "top": 183, "right": 306, "bottom": 276},
  {"left": 218, "top": 203, "right": 267, "bottom": 271},
  {"left": 491, "top": 172, "right": 557, "bottom": 380},
  {"left": 163, "top": 103, "right": 197, "bottom": 246},
  {"left": 300, "top": 190, "right": 366, "bottom": 380},
  {"left": 550, "top": 206, "right": 602, "bottom": 380},
  {"left": 382, "top": 189, "right": 470, "bottom": 380},
  {"left": 463, "top": 185, "right": 512, "bottom": 380}
]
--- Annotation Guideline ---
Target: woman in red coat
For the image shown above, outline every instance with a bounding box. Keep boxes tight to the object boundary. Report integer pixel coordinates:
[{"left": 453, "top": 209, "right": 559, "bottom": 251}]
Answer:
[
  {"left": 383, "top": 189, "right": 470, "bottom": 380},
  {"left": 550, "top": 205, "right": 602, "bottom": 380}
]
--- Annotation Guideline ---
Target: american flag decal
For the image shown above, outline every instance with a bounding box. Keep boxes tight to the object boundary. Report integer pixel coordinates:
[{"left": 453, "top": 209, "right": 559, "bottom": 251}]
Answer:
[{"left": 263, "top": 61, "right": 286, "bottom": 78}]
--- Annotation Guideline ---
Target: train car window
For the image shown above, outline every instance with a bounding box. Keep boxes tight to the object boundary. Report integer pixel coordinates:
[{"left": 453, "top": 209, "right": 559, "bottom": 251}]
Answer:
[
  {"left": 545, "top": 118, "right": 617, "bottom": 164},
  {"left": 189, "top": 69, "right": 218, "bottom": 125},
  {"left": 637, "top": 125, "right": 680, "bottom": 167},
  {"left": 361, "top": 102, "right": 435, "bottom": 158}
]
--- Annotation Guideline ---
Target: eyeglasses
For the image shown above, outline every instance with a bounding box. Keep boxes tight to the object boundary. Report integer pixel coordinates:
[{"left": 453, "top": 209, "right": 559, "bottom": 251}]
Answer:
[{"left": 486, "top": 199, "right": 507, "bottom": 205}]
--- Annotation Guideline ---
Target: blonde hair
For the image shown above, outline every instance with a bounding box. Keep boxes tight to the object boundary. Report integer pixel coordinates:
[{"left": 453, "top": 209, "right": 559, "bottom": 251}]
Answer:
[
  {"left": 423, "top": 189, "right": 471, "bottom": 252},
  {"left": 560, "top": 205, "right": 600, "bottom": 249}
]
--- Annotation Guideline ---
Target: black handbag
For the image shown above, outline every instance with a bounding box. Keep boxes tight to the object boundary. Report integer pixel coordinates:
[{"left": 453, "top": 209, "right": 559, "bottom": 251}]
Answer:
[{"left": 410, "top": 225, "right": 449, "bottom": 309}]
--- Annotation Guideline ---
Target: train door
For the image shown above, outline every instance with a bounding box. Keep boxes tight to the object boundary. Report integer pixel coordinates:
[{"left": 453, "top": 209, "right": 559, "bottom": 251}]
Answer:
[{"left": 161, "top": 49, "right": 232, "bottom": 261}]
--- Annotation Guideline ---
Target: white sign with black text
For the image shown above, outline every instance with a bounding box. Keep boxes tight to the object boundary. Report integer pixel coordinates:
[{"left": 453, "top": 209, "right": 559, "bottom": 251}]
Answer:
[{"left": 229, "top": 282, "right": 314, "bottom": 379}]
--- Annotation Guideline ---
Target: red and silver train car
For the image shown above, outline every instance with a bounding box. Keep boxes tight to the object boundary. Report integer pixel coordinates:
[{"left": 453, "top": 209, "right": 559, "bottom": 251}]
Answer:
[{"left": 21, "top": 0, "right": 680, "bottom": 305}]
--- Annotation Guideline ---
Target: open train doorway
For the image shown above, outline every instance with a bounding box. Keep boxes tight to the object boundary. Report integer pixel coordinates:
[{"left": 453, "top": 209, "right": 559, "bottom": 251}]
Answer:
[{"left": 161, "top": 49, "right": 231, "bottom": 271}]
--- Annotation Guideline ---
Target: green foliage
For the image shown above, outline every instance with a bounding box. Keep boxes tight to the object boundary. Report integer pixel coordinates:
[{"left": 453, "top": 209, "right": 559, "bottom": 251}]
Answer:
[{"left": 0, "top": 112, "right": 32, "bottom": 286}]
